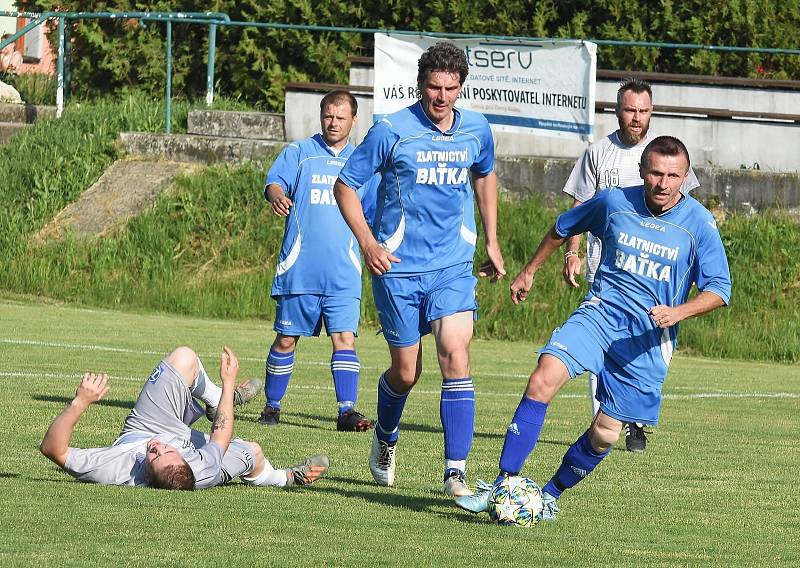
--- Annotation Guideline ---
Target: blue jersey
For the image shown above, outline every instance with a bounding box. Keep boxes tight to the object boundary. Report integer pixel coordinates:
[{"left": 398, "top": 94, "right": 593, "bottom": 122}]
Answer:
[
  {"left": 267, "top": 134, "right": 375, "bottom": 298},
  {"left": 555, "top": 186, "right": 732, "bottom": 346},
  {"left": 338, "top": 101, "right": 495, "bottom": 276}
]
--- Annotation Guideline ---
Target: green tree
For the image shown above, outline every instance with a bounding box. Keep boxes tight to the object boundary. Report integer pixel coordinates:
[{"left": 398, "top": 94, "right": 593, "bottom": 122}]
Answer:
[{"left": 20, "top": 0, "right": 800, "bottom": 108}]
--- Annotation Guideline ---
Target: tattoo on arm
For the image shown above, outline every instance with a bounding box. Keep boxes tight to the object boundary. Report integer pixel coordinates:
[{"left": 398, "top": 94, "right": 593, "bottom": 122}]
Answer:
[{"left": 211, "top": 412, "right": 228, "bottom": 434}]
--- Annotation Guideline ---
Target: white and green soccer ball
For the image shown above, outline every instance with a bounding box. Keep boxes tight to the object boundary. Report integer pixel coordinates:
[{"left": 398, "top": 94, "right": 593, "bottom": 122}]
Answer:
[{"left": 487, "top": 476, "right": 543, "bottom": 527}]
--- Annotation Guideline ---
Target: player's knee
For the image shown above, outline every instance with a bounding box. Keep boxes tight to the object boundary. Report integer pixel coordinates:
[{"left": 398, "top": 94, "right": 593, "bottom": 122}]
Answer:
[
  {"left": 524, "top": 373, "right": 556, "bottom": 403},
  {"left": 524, "top": 356, "right": 569, "bottom": 402},
  {"left": 437, "top": 347, "right": 469, "bottom": 378},
  {"left": 331, "top": 332, "right": 355, "bottom": 351},
  {"left": 244, "top": 441, "right": 267, "bottom": 477},
  {"left": 247, "top": 441, "right": 265, "bottom": 462},
  {"left": 588, "top": 420, "right": 621, "bottom": 451},
  {"left": 166, "top": 346, "right": 199, "bottom": 385},
  {"left": 272, "top": 334, "right": 298, "bottom": 352},
  {"left": 389, "top": 364, "right": 419, "bottom": 390}
]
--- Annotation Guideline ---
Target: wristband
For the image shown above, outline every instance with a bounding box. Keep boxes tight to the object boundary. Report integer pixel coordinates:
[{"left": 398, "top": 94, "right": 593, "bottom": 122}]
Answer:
[{"left": 564, "top": 250, "right": 579, "bottom": 261}]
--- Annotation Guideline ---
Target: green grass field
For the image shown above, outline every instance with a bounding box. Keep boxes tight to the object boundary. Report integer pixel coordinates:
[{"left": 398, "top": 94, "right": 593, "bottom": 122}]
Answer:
[{"left": 1, "top": 297, "right": 798, "bottom": 567}]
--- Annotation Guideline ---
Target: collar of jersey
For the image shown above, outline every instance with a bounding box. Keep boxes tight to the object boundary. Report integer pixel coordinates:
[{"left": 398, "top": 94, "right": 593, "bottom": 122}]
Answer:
[
  {"left": 611, "top": 129, "right": 650, "bottom": 150},
  {"left": 312, "top": 133, "right": 352, "bottom": 157},
  {"left": 639, "top": 188, "right": 688, "bottom": 218},
  {"left": 412, "top": 101, "right": 462, "bottom": 135}
]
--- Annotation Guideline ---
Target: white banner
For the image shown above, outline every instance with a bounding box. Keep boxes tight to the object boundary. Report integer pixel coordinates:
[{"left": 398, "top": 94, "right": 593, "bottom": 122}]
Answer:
[{"left": 374, "top": 33, "right": 597, "bottom": 141}]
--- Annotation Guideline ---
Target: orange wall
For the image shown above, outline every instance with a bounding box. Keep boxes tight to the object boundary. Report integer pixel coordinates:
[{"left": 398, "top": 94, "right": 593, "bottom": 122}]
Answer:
[{"left": 14, "top": 17, "right": 56, "bottom": 75}]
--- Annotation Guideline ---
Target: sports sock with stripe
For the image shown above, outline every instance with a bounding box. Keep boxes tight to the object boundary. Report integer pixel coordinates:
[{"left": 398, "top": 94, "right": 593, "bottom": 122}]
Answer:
[
  {"left": 331, "top": 349, "right": 360, "bottom": 415},
  {"left": 264, "top": 348, "right": 294, "bottom": 410},
  {"left": 542, "top": 429, "right": 610, "bottom": 498},
  {"left": 375, "top": 372, "right": 408, "bottom": 444},
  {"left": 440, "top": 377, "right": 475, "bottom": 470}
]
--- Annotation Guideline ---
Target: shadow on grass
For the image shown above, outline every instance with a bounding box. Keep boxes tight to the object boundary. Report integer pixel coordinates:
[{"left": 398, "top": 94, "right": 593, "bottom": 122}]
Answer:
[
  {"left": 286, "top": 411, "right": 507, "bottom": 440},
  {"left": 0, "top": 472, "right": 20, "bottom": 479},
  {"left": 311, "top": 483, "right": 447, "bottom": 512},
  {"left": 32, "top": 394, "right": 134, "bottom": 410}
]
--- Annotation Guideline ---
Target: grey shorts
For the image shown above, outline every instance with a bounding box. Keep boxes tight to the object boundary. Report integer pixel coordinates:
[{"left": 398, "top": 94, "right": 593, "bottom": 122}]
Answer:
[
  {"left": 120, "top": 359, "right": 204, "bottom": 439},
  {"left": 119, "top": 359, "right": 255, "bottom": 482}
]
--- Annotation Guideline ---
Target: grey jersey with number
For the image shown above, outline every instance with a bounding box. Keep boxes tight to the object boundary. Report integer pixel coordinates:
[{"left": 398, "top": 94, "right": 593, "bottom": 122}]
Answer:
[
  {"left": 562, "top": 130, "right": 700, "bottom": 282},
  {"left": 63, "top": 360, "right": 244, "bottom": 489}
]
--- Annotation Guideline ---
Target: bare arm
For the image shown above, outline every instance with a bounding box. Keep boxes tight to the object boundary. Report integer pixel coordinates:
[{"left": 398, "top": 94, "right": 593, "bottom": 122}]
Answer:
[
  {"left": 208, "top": 347, "right": 239, "bottom": 453},
  {"left": 509, "top": 225, "right": 566, "bottom": 305},
  {"left": 333, "top": 178, "right": 399, "bottom": 276},
  {"left": 265, "top": 183, "right": 292, "bottom": 217},
  {"left": 649, "top": 291, "right": 726, "bottom": 328},
  {"left": 473, "top": 172, "right": 506, "bottom": 282},
  {"left": 563, "top": 198, "right": 585, "bottom": 288},
  {"left": 40, "top": 373, "right": 110, "bottom": 468}
]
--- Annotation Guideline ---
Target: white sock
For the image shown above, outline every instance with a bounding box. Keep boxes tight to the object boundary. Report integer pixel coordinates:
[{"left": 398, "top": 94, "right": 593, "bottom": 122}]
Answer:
[
  {"left": 190, "top": 357, "right": 222, "bottom": 407},
  {"left": 445, "top": 459, "right": 466, "bottom": 474},
  {"left": 589, "top": 373, "right": 600, "bottom": 416},
  {"left": 241, "top": 459, "right": 288, "bottom": 487}
]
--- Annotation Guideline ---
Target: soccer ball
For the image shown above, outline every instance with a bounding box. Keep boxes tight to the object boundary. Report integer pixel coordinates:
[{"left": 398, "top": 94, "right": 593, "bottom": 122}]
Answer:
[{"left": 487, "top": 476, "right": 543, "bottom": 527}]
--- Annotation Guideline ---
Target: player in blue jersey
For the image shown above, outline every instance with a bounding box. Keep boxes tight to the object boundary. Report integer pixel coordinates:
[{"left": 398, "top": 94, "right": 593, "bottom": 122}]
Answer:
[
  {"left": 333, "top": 43, "right": 506, "bottom": 497},
  {"left": 456, "top": 136, "right": 731, "bottom": 520},
  {"left": 259, "top": 90, "right": 375, "bottom": 432},
  {"left": 562, "top": 77, "right": 700, "bottom": 452}
]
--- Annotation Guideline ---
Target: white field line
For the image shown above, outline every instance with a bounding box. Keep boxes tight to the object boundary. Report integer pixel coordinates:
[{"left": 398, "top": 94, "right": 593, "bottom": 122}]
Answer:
[
  {"left": 1, "top": 370, "right": 798, "bottom": 401},
  {"left": 2, "top": 338, "right": 799, "bottom": 400},
  {"left": 0, "top": 337, "right": 531, "bottom": 377}
]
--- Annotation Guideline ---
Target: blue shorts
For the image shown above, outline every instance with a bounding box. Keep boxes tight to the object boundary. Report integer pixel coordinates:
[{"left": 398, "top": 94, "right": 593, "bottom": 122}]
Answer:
[
  {"left": 538, "top": 298, "right": 671, "bottom": 425},
  {"left": 372, "top": 262, "right": 477, "bottom": 347},
  {"left": 274, "top": 294, "right": 360, "bottom": 337}
]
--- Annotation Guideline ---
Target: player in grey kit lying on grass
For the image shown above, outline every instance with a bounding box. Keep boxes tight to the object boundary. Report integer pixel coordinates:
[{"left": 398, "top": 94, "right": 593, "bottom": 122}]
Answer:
[{"left": 40, "top": 346, "right": 329, "bottom": 490}]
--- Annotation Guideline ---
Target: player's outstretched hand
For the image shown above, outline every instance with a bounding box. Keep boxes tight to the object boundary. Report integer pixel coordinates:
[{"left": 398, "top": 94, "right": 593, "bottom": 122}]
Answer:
[
  {"left": 563, "top": 254, "right": 582, "bottom": 288},
  {"left": 649, "top": 305, "right": 680, "bottom": 328},
  {"left": 510, "top": 268, "right": 535, "bottom": 305},
  {"left": 363, "top": 241, "right": 400, "bottom": 276},
  {"left": 75, "top": 372, "right": 110, "bottom": 407},
  {"left": 220, "top": 346, "right": 240, "bottom": 386},
  {"left": 271, "top": 195, "right": 293, "bottom": 217},
  {"left": 478, "top": 243, "right": 506, "bottom": 283}
]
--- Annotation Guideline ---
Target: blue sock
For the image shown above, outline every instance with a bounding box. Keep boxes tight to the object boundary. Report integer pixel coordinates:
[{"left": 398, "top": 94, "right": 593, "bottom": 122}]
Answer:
[
  {"left": 498, "top": 396, "right": 549, "bottom": 475},
  {"left": 376, "top": 372, "right": 408, "bottom": 444},
  {"left": 264, "top": 348, "right": 294, "bottom": 410},
  {"left": 440, "top": 377, "right": 475, "bottom": 464},
  {"left": 542, "top": 430, "right": 611, "bottom": 499},
  {"left": 331, "top": 349, "right": 360, "bottom": 414}
]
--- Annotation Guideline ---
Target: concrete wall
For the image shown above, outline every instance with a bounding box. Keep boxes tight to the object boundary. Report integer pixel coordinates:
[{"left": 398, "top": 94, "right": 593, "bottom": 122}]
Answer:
[
  {"left": 285, "top": 84, "right": 799, "bottom": 211},
  {"left": 495, "top": 156, "right": 800, "bottom": 214},
  {"left": 285, "top": 88, "right": 800, "bottom": 172},
  {"left": 285, "top": 89, "right": 375, "bottom": 149}
]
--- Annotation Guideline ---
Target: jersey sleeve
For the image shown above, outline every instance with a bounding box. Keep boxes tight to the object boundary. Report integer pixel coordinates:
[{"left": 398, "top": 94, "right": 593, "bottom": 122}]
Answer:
[
  {"left": 562, "top": 148, "right": 598, "bottom": 202},
  {"left": 265, "top": 143, "right": 301, "bottom": 198},
  {"left": 338, "top": 120, "right": 395, "bottom": 190},
  {"left": 554, "top": 190, "right": 609, "bottom": 239},
  {"left": 693, "top": 217, "right": 732, "bottom": 305},
  {"left": 64, "top": 446, "right": 136, "bottom": 486},
  {"left": 190, "top": 441, "right": 225, "bottom": 489},
  {"left": 470, "top": 118, "right": 495, "bottom": 176}
]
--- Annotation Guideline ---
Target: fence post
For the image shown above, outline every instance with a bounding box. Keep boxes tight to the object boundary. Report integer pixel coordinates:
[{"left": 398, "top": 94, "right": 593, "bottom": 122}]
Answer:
[
  {"left": 206, "top": 23, "right": 216, "bottom": 106},
  {"left": 56, "top": 15, "right": 64, "bottom": 117},
  {"left": 165, "top": 19, "right": 172, "bottom": 134},
  {"left": 64, "top": 17, "right": 72, "bottom": 102}
]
